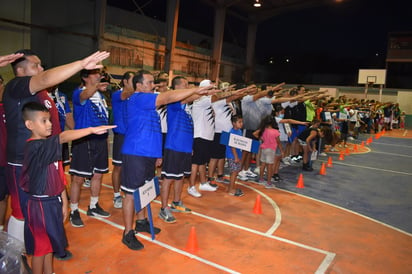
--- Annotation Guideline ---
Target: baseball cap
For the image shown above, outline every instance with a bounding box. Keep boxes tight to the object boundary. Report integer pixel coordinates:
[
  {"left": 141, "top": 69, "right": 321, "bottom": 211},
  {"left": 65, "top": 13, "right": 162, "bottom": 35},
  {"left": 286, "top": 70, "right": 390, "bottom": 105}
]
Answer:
[{"left": 199, "top": 79, "right": 212, "bottom": 87}]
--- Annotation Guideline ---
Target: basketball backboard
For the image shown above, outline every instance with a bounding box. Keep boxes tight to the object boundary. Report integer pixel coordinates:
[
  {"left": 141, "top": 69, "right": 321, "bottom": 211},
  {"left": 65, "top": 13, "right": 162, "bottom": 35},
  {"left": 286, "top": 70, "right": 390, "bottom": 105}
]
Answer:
[{"left": 358, "top": 69, "right": 386, "bottom": 85}]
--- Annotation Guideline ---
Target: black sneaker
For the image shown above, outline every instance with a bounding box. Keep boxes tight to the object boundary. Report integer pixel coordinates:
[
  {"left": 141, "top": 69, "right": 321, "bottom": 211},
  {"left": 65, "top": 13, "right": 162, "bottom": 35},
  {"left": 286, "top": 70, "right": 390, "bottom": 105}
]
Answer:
[
  {"left": 122, "top": 230, "right": 144, "bottom": 250},
  {"left": 87, "top": 203, "right": 111, "bottom": 218},
  {"left": 302, "top": 165, "right": 314, "bottom": 171},
  {"left": 135, "top": 218, "right": 161, "bottom": 234},
  {"left": 272, "top": 174, "right": 282, "bottom": 181},
  {"left": 54, "top": 250, "right": 73, "bottom": 261},
  {"left": 70, "top": 209, "right": 84, "bottom": 227}
]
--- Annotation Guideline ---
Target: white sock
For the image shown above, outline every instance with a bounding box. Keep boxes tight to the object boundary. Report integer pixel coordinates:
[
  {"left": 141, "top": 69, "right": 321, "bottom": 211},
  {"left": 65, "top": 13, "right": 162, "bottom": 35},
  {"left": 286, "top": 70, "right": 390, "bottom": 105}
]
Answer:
[
  {"left": 90, "top": 196, "right": 99, "bottom": 208},
  {"left": 114, "top": 192, "right": 121, "bottom": 198},
  {"left": 70, "top": 203, "right": 79, "bottom": 213}
]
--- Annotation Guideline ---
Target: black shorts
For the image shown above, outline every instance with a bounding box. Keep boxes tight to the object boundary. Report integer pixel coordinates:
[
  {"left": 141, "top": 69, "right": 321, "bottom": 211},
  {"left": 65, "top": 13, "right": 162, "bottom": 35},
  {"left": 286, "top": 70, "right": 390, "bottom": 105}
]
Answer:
[
  {"left": 112, "top": 133, "right": 125, "bottom": 166},
  {"left": 69, "top": 135, "right": 109, "bottom": 177},
  {"left": 0, "top": 166, "right": 8, "bottom": 201},
  {"left": 210, "top": 133, "right": 226, "bottom": 159},
  {"left": 121, "top": 154, "right": 156, "bottom": 194},
  {"left": 192, "top": 138, "right": 212, "bottom": 165},
  {"left": 161, "top": 149, "right": 191, "bottom": 180},
  {"left": 62, "top": 143, "right": 70, "bottom": 166}
]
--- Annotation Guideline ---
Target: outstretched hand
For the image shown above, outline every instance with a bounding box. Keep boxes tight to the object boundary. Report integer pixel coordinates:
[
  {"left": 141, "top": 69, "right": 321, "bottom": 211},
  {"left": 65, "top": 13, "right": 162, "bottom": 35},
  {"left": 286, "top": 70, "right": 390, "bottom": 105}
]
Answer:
[
  {"left": 0, "top": 53, "right": 24, "bottom": 67},
  {"left": 196, "top": 84, "right": 218, "bottom": 95},
  {"left": 81, "top": 51, "right": 110, "bottom": 70},
  {"left": 91, "top": 125, "right": 117, "bottom": 135}
]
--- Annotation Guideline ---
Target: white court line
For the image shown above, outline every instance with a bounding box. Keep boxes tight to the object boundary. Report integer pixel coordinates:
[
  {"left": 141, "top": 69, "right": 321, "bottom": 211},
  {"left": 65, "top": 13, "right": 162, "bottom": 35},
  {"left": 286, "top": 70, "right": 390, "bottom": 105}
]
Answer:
[
  {"left": 78, "top": 209, "right": 240, "bottom": 274},
  {"left": 331, "top": 161, "right": 412, "bottom": 176},
  {"left": 237, "top": 182, "right": 282, "bottom": 234},
  {"left": 101, "top": 183, "right": 335, "bottom": 273}
]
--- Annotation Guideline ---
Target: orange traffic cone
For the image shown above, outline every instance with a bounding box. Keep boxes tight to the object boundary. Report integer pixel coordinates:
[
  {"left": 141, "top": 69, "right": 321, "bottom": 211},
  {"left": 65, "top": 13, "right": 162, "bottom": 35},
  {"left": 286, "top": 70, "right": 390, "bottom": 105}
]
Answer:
[
  {"left": 296, "top": 173, "right": 305, "bottom": 188},
  {"left": 319, "top": 163, "right": 326, "bottom": 175},
  {"left": 361, "top": 141, "right": 365, "bottom": 147},
  {"left": 338, "top": 152, "right": 345, "bottom": 160},
  {"left": 253, "top": 195, "right": 262, "bottom": 214},
  {"left": 185, "top": 226, "right": 199, "bottom": 253},
  {"left": 353, "top": 144, "right": 358, "bottom": 152},
  {"left": 327, "top": 156, "right": 333, "bottom": 167},
  {"left": 345, "top": 147, "right": 350, "bottom": 155}
]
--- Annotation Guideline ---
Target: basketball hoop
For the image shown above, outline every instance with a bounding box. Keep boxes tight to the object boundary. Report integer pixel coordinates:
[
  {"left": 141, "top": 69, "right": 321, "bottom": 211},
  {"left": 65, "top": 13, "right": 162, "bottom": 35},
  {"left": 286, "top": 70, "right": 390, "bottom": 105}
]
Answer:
[{"left": 367, "top": 81, "right": 375, "bottom": 88}]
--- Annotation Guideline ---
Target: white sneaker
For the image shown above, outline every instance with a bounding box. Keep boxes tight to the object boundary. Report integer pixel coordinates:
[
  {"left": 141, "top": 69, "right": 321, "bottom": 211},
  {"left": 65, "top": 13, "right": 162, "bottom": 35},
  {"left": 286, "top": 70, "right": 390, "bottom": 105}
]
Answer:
[
  {"left": 254, "top": 167, "right": 260, "bottom": 175},
  {"left": 348, "top": 136, "right": 355, "bottom": 140},
  {"left": 187, "top": 186, "right": 202, "bottom": 197},
  {"left": 199, "top": 182, "right": 218, "bottom": 191},
  {"left": 244, "top": 169, "right": 257, "bottom": 178},
  {"left": 83, "top": 179, "right": 91, "bottom": 188},
  {"left": 237, "top": 175, "right": 248, "bottom": 181},
  {"left": 319, "top": 152, "right": 327, "bottom": 157},
  {"left": 238, "top": 170, "right": 248, "bottom": 177}
]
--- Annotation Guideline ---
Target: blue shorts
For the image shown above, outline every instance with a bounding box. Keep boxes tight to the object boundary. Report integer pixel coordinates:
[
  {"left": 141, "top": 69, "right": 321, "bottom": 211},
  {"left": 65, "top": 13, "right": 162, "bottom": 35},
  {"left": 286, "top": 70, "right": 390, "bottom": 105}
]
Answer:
[
  {"left": 121, "top": 154, "right": 156, "bottom": 194},
  {"left": 112, "top": 133, "right": 125, "bottom": 166},
  {"left": 69, "top": 135, "right": 109, "bottom": 177},
  {"left": 161, "top": 149, "right": 191, "bottom": 180},
  {"left": 25, "top": 195, "right": 67, "bottom": 257},
  {"left": 289, "top": 125, "right": 307, "bottom": 143}
]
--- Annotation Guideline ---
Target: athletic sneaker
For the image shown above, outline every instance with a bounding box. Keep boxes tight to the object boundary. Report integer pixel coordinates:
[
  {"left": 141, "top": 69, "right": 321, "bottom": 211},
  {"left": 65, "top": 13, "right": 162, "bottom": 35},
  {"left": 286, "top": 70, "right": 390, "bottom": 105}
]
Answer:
[
  {"left": 170, "top": 201, "right": 192, "bottom": 213},
  {"left": 215, "top": 176, "right": 229, "bottom": 184},
  {"left": 244, "top": 168, "right": 257, "bottom": 177},
  {"left": 319, "top": 152, "right": 327, "bottom": 157},
  {"left": 159, "top": 207, "right": 177, "bottom": 223},
  {"left": 83, "top": 178, "right": 91, "bottom": 188},
  {"left": 187, "top": 186, "right": 202, "bottom": 197},
  {"left": 264, "top": 183, "right": 276, "bottom": 189},
  {"left": 113, "top": 196, "right": 123, "bottom": 209},
  {"left": 258, "top": 179, "right": 266, "bottom": 185},
  {"left": 237, "top": 175, "right": 249, "bottom": 181},
  {"left": 281, "top": 157, "right": 291, "bottom": 165},
  {"left": 238, "top": 170, "right": 248, "bottom": 178},
  {"left": 209, "top": 182, "right": 219, "bottom": 188},
  {"left": 87, "top": 203, "right": 111, "bottom": 218},
  {"left": 70, "top": 209, "right": 84, "bottom": 227},
  {"left": 135, "top": 218, "right": 161, "bottom": 234},
  {"left": 229, "top": 188, "right": 244, "bottom": 197},
  {"left": 272, "top": 174, "right": 282, "bottom": 181},
  {"left": 122, "top": 230, "right": 144, "bottom": 250},
  {"left": 54, "top": 250, "right": 73, "bottom": 261},
  {"left": 302, "top": 165, "right": 314, "bottom": 172},
  {"left": 199, "top": 182, "right": 218, "bottom": 191}
]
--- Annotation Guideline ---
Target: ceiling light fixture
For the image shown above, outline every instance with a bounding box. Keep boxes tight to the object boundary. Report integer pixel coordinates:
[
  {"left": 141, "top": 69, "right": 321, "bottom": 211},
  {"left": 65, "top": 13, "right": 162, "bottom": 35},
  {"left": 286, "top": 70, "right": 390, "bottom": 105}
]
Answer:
[{"left": 253, "top": 0, "right": 261, "bottom": 8}]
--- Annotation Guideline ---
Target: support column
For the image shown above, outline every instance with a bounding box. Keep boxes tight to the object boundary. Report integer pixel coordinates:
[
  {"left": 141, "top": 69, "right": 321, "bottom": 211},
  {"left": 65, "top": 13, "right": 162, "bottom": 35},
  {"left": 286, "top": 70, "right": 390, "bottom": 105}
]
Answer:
[
  {"left": 245, "top": 22, "right": 257, "bottom": 83},
  {"left": 211, "top": 3, "right": 226, "bottom": 82},
  {"left": 95, "top": 0, "right": 107, "bottom": 50},
  {"left": 164, "top": 0, "right": 180, "bottom": 85}
]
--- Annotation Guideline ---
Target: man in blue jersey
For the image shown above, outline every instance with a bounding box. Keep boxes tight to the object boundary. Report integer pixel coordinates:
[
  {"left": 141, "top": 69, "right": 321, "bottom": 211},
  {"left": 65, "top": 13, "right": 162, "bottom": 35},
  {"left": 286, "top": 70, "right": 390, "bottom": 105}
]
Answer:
[
  {"left": 111, "top": 71, "right": 135, "bottom": 209},
  {"left": 121, "top": 70, "right": 212, "bottom": 250},
  {"left": 69, "top": 68, "right": 111, "bottom": 227},
  {"left": 158, "top": 76, "right": 200, "bottom": 223}
]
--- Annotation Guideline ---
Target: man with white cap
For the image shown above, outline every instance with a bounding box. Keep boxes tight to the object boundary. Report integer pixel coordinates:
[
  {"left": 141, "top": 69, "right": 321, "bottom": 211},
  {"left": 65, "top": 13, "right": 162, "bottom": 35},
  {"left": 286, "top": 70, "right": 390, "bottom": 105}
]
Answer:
[{"left": 187, "top": 79, "right": 219, "bottom": 197}]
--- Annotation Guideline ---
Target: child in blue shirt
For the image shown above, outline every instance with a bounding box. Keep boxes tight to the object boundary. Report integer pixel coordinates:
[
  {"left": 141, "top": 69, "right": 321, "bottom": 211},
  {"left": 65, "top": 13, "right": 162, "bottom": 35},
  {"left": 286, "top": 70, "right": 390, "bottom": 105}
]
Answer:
[{"left": 225, "top": 114, "right": 245, "bottom": 197}]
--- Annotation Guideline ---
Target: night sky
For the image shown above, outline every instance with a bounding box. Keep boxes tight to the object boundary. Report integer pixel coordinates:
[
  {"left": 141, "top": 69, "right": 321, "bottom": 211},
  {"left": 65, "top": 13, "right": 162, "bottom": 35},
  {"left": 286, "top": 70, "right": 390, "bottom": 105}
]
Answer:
[{"left": 107, "top": 0, "right": 412, "bottom": 85}]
